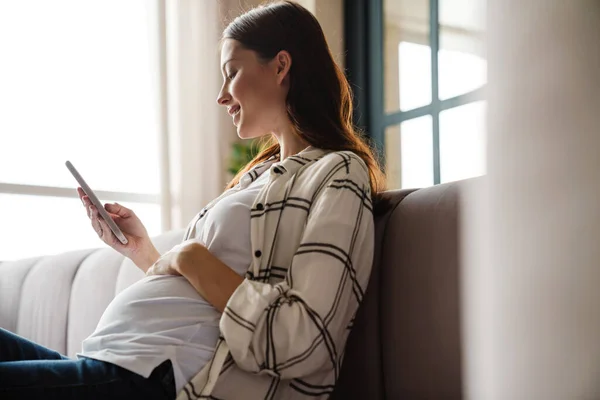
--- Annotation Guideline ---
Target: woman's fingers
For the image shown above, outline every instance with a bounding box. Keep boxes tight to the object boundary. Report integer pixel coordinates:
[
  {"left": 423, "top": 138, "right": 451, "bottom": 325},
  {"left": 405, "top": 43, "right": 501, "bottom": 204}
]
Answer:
[
  {"left": 77, "top": 188, "right": 88, "bottom": 206},
  {"left": 81, "top": 189, "right": 121, "bottom": 246},
  {"left": 97, "top": 217, "right": 111, "bottom": 243},
  {"left": 105, "top": 202, "right": 130, "bottom": 218},
  {"left": 78, "top": 189, "right": 95, "bottom": 218},
  {"left": 96, "top": 212, "right": 121, "bottom": 247},
  {"left": 91, "top": 207, "right": 107, "bottom": 239},
  {"left": 90, "top": 210, "right": 103, "bottom": 238},
  {"left": 82, "top": 190, "right": 111, "bottom": 245}
]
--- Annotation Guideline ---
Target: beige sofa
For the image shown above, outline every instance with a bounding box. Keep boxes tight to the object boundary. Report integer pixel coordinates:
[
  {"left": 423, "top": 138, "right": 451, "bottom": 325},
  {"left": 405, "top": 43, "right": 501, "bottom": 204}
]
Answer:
[{"left": 0, "top": 179, "right": 467, "bottom": 399}]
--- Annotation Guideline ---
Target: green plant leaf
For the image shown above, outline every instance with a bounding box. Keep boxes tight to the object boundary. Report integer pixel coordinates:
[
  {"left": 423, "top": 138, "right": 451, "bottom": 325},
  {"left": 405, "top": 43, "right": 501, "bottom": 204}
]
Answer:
[{"left": 228, "top": 139, "right": 260, "bottom": 176}]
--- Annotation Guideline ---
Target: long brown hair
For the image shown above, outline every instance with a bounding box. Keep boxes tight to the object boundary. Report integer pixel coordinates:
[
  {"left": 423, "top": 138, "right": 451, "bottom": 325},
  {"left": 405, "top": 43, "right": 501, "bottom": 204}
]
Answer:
[{"left": 223, "top": 0, "right": 389, "bottom": 214}]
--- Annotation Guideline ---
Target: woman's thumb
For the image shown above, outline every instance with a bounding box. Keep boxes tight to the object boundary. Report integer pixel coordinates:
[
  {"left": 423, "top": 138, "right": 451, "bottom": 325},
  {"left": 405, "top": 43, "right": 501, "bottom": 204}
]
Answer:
[{"left": 105, "top": 202, "right": 129, "bottom": 217}]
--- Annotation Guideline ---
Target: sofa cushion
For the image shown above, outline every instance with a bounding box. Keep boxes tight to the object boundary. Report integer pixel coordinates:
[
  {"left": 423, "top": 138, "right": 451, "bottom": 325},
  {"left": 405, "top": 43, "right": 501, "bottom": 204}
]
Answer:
[
  {"left": 15, "top": 249, "right": 94, "bottom": 355},
  {"left": 0, "top": 256, "right": 44, "bottom": 333}
]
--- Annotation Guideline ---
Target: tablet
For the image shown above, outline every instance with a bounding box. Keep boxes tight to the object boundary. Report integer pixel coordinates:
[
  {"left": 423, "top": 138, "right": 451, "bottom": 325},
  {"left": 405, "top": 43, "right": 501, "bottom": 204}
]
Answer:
[{"left": 65, "top": 161, "right": 129, "bottom": 245}]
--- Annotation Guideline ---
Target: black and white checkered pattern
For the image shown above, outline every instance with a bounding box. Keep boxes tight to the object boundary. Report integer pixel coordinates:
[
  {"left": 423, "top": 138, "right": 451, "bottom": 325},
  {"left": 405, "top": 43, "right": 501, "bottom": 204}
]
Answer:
[{"left": 177, "top": 147, "right": 375, "bottom": 400}]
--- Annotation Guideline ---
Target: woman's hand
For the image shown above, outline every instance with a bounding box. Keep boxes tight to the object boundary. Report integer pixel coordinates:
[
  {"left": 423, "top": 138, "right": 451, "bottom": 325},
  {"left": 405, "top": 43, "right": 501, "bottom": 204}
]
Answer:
[
  {"left": 146, "top": 239, "right": 243, "bottom": 311},
  {"left": 171, "top": 240, "right": 210, "bottom": 274},
  {"left": 171, "top": 241, "right": 244, "bottom": 312},
  {"left": 77, "top": 187, "right": 160, "bottom": 271},
  {"left": 145, "top": 256, "right": 181, "bottom": 277},
  {"left": 145, "top": 239, "right": 200, "bottom": 277},
  {"left": 146, "top": 248, "right": 181, "bottom": 276}
]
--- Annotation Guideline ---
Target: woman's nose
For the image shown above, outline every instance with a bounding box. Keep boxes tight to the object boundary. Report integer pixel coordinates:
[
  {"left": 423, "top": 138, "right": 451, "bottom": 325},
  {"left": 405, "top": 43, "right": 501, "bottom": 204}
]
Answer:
[{"left": 216, "top": 88, "right": 230, "bottom": 106}]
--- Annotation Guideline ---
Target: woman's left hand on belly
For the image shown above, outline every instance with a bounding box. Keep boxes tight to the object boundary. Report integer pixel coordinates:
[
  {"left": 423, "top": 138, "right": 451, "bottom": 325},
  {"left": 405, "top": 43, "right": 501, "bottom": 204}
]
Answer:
[
  {"left": 146, "top": 245, "right": 181, "bottom": 276},
  {"left": 146, "top": 239, "right": 243, "bottom": 312},
  {"left": 146, "top": 255, "right": 181, "bottom": 276},
  {"left": 145, "top": 239, "right": 200, "bottom": 277},
  {"left": 172, "top": 241, "right": 244, "bottom": 312}
]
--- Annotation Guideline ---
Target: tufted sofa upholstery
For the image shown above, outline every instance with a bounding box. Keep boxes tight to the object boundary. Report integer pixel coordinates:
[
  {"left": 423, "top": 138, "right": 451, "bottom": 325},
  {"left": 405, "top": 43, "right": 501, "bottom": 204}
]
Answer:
[{"left": 0, "top": 230, "right": 185, "bottom": 359}]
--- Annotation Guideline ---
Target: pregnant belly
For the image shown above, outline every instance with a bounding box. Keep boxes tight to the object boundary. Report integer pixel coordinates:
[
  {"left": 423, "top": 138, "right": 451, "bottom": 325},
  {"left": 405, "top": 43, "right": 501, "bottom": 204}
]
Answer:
[
  {"left": 80, "top": 275, "right": 222, "bottom": 394},
  {"left": 86, "top": 275, "right": 221, "bottom": 347}
]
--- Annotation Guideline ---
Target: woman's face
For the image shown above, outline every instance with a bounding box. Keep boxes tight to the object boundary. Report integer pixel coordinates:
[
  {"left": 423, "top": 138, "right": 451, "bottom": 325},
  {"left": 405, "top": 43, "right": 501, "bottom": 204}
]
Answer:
[{"left": 217, "top": 39, "right": 290, "bottom": 139}]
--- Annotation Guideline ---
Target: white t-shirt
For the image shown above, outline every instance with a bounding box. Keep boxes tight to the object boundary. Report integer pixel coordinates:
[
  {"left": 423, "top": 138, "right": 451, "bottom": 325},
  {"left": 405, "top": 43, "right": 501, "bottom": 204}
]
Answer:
[{"left": 77, "top": 170, "right": 270, "bottom": 393}]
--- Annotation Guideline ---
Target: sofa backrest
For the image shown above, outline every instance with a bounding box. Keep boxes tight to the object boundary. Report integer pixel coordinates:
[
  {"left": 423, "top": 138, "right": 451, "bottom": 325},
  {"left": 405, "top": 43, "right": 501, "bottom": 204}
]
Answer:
[{"left": 332, "top": 180, "right": 466, "bottom": 399}]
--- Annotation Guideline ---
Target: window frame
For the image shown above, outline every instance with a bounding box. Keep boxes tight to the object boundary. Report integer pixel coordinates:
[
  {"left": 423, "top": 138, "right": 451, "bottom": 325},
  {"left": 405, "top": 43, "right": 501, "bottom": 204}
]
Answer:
[
  {"left": 0, "top": 0, "right": 168, "bottom": 262},
  {"left": 345, "top": 0, "right": 486, "bottom": 185},
  {"left": 0, "top": 0, "right": 166, "bottom": 213}
]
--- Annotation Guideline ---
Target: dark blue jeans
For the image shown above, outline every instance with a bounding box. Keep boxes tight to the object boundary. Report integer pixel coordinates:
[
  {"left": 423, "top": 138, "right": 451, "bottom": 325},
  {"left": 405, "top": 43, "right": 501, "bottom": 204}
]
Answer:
[{"left": 0, "top": 327, "right": 175, "bottom": 399}]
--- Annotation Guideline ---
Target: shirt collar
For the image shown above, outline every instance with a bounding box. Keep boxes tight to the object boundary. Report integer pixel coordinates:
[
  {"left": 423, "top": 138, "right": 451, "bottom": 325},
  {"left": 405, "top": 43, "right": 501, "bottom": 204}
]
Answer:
[{"left": 239, "top": 146, "right": 328, "bottom": 187}]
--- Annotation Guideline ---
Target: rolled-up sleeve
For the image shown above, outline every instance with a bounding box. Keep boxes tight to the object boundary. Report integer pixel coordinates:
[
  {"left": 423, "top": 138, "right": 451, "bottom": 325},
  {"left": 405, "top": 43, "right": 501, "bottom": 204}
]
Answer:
[{"left": 219, "top": 155, "right": 375, "bottom": 380}]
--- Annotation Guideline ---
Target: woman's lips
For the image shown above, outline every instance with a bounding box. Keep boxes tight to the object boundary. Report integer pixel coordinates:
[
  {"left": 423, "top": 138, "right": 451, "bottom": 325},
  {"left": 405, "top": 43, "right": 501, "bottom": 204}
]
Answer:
[{"left": 228, "top": 105, "right": 240, "bottom": 116}]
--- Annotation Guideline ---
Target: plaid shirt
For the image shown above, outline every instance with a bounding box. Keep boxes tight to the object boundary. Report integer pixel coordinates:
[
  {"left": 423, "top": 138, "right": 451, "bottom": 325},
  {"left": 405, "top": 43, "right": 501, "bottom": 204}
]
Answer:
[{"left": 177, "top": 147, "right": 375, "bottom": 400}]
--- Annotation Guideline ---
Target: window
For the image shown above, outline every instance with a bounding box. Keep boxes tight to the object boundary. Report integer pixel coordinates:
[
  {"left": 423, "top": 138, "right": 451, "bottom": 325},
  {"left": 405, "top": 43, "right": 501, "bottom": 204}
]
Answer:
[
  {"left": 345, "top": 0, "right": 487, "bottom": 189},
  {"left": 0, "top": 0, "right": 162, "bottom": 261}
]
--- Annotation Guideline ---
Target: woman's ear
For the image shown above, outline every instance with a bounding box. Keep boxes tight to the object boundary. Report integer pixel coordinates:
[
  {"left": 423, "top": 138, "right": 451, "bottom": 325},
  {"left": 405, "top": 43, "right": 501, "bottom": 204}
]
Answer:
[{"left": 274, "top": 50, "right": 292, "bottom": 85}]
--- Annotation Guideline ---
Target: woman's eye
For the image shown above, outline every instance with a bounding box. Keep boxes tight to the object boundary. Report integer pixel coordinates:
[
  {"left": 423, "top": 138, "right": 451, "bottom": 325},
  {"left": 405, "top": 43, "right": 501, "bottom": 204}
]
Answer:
[{"left": 227, "top": 71, "right": 237, "bottom": 80}]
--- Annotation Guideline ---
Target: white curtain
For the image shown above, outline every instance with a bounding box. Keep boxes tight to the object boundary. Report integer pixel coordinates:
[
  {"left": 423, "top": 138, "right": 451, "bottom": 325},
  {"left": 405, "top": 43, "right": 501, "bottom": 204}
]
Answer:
[{"left": 156, "top": 0, "right": 259, "bottom": 232}]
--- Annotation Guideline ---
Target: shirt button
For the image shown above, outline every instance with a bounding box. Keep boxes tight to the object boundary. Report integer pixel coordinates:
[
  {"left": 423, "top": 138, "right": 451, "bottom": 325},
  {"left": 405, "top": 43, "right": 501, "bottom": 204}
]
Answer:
[
  {"left": 254, "top": 250, "right": 262, "bottom": 258},
  {"left": 256, "top": 203, "right": 264, "bottom": 211}
]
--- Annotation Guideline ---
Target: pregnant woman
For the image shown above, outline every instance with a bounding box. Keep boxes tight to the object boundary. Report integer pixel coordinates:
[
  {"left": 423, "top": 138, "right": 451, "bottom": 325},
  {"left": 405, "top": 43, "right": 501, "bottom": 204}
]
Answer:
[{"left": 0, "top": 1, "right": 388, "bottom": 399}]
